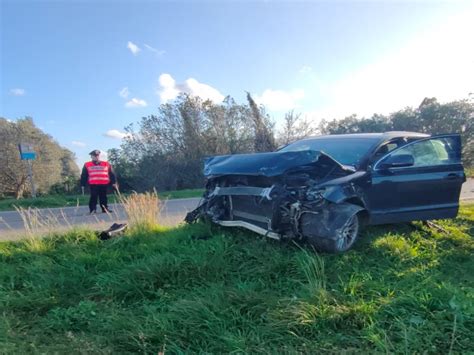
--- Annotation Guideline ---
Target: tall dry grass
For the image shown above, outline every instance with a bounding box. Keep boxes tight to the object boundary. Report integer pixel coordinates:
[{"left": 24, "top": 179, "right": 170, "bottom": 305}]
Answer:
[
  {"left": 15, "top": 206, "right": 69, "bottom": 235},
  {"left": 118, "top": 190, "right": 162, "bottom": 230},
  {"left": 11, "top": 205, "right": 117, "bottom": 246},
  {"left": 14, "top": 206, "right": 69, "bottom": 251}
]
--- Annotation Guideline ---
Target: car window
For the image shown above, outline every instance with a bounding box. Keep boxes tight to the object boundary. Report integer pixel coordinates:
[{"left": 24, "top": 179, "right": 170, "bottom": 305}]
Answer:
[
  {"left": 371, "top": 138, "right": 407, "bottom": 162},
  {"left": 386, "top": 143, "right": 397, "bottom": 152},
  {"left": 386, "top": 137, "right": 460, "bottom": 167}
]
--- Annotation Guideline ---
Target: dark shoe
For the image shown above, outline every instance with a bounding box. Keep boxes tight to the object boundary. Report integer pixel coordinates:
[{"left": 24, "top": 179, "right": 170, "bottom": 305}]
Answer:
[
  {"left": 89, "top": 210, "right": 97, "bottom": 215},
  {"left": 102, "top": 209, "right": 113, "bottom": 214}
]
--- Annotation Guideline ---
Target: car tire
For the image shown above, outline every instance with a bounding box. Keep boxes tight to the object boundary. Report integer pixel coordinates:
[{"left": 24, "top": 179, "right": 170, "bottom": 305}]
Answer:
[{"left": 307, "top": 212, "right": 361, "bottom": 253}]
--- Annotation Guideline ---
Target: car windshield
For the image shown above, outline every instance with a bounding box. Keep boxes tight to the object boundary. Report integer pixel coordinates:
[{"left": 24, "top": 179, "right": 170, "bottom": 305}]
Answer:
[{"left": 279, "top": 137, "right": 379, "bottom": 166}]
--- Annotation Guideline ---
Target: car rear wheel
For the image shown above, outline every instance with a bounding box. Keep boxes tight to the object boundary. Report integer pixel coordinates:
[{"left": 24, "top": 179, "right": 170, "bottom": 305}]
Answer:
[{"left": 308, "top": 212, "right": 360, "bottom": 253}]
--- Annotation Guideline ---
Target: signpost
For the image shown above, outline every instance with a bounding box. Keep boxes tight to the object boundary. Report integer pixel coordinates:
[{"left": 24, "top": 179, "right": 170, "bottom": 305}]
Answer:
[{"left": 18, "top": 143, "right": 37, "bottom": 198}]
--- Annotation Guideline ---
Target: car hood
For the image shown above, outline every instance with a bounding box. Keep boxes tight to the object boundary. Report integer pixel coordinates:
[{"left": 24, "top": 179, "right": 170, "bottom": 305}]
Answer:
[{"left": 203, "top": 150, "right": 354, "bottom": 177}]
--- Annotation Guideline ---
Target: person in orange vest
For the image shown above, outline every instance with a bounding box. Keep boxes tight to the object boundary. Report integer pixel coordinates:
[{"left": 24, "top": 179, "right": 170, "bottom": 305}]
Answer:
[{"left": 80, "top": 150, "right": 118, "bottom": 214}]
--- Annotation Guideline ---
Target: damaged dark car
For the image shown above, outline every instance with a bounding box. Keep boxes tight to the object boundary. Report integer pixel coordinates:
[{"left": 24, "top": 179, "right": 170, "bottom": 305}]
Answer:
[{"left": 186, "top": 132, "right": 466, "bottom": 253}]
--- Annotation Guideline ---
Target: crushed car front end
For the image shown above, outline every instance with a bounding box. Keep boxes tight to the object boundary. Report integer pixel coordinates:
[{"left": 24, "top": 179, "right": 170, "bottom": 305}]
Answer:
[{"left": 186, "top": 150, "right": 367, "bottom": 252}]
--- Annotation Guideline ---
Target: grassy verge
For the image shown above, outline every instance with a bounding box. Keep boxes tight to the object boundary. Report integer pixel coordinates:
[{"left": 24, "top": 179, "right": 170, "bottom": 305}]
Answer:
[
  {"left": 158, "top": 188, "right": 204, "bottom": 200},
  {"left": 466, "top": 166, "right": 474, "bottom": 178},
  {"left": 0, "top": 204, "right": 473, "bottom": 353},
  {"left": 0, "top": 194, "right": 91, "bottom": 211},
  {"left": 0, "top": 189, "right": 203, "bottom": 211}
]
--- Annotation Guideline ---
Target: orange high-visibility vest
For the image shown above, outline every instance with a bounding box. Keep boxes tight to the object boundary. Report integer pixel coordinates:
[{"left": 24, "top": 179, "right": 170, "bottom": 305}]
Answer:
[{"left": 85, "top": 161, "right": 111, "bottom": 185}]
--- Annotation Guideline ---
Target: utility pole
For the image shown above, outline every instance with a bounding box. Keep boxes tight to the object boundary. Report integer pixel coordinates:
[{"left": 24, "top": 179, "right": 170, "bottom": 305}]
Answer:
[
  {"left": 26, "top": 159, "right": 37, "bottom": 198},
  {"left": 18, "top": 143, "right": 37, "bottom": 198}
]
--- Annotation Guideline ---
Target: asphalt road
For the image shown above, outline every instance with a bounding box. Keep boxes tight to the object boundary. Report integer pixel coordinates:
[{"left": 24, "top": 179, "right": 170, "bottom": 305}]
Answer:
[
  {"left": 0, "top": 197, "right": 202, "bottom": 240},
  {"left": 1, "top": 179, "right": 473, "bottom": 240},
  {"left": 460, "top": 178, "right": 474, "bottom": 201}
]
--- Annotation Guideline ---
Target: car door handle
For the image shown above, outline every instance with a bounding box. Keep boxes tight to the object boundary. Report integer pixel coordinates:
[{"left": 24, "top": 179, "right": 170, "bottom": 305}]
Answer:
[{"left": 444, "top": 173, "right": 459, "bottom": 180}]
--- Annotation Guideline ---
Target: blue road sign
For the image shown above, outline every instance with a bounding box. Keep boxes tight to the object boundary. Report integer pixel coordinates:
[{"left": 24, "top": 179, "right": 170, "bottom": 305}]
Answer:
[
  {"left": 18, "top": 143, "right": 36, "bottom": 160},
  {"left": 21, "top": 152, "right": 36, "bottom": 160}
]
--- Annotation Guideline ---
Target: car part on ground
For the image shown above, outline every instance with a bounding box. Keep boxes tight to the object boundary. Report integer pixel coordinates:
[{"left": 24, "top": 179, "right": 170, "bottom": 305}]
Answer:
[{"left": 97, "top": 223, "right": 128, "bottom": 240}]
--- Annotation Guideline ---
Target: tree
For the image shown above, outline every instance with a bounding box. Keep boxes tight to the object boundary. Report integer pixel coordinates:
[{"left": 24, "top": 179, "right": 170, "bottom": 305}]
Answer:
[
  {"left": 117, "top": 94, "right": 260, "bottom": 191},
  {"left": 0, "top": 117, "right": 79, "bottom": 198},
  {"left": 246, "top": 92, "right": 276, "bottom": 152},
  {"left": 278, "top": 110, "right": 318, "bottom": 146},
  {"left": 113, "top": 94, "right": 473, "bottom": 193},
  {"left": 319, "top": 113, "right": 393, "bottom": 135},
  {"left": 318, "top": 97, "right": 473, "bottom": 166}
]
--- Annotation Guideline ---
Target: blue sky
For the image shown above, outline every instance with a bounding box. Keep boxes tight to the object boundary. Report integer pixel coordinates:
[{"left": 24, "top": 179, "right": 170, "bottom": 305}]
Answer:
[{"left": 1, "top": 0, "right": 473, "bottom": 166}]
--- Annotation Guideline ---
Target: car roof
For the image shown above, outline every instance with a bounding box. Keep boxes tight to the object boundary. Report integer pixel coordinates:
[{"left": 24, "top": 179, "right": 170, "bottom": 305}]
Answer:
[{"left": 300, "top": 131, "right": 429, "bottom": 141}]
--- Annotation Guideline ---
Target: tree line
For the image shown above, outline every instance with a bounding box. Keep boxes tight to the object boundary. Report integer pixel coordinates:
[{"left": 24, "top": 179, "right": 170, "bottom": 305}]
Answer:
[
  {"left": 110, "top": 94, "right": 473, "bottom": 192},
  {"left": 1, "top": 95, "right": 471, "bottom": 198},
  {"left": 318, "top": 97, "right": 473, "bottom": 166},
  {"left": 0, "top": 117, "right": 79, "bottom": 199}
]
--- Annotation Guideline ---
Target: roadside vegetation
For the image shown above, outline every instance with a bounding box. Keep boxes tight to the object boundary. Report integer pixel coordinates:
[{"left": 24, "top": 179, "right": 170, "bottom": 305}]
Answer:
[
  {"left": 1, "top": 203, "right": 472, "bottom": 353},
  {"left": 466, "top": 166, "right": 474, "bottom": 178},
  {"left": 0, "top": 118, "right": 78, "bottom": 199},
  {"left": 157, "top": 188, "right": 204, "bottom": 200},
  {"left": 110, "top": 95, "right": 473, "bottom": 192},
  {"left": 0, "top": 189, "right": 203, "bottom": 211},
  {"left": 2, "top": 96, "right": 472, "bottom": 201}
]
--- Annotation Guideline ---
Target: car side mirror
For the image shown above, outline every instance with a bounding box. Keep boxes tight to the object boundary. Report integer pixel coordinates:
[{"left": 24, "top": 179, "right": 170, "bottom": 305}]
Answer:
[{"left": 379, "top": 154, "right": 414, "bottom": 169}]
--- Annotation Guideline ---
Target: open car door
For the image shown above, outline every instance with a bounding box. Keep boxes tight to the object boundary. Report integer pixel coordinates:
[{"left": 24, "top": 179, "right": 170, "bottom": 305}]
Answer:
[{"left": 369, "top": 134, "right": 465, "bottom": 224}]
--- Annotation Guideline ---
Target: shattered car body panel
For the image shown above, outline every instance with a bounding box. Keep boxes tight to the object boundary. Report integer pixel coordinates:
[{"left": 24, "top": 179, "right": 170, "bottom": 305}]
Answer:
[{"left": 186, "top": 132, "right": 465, "bottom": 252}]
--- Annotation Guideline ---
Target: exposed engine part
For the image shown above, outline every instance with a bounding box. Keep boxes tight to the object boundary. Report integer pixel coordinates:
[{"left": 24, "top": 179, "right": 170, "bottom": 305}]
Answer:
[
  {"left": 305, "top": 187, "right": 325, "bottom": 201},
  {"left": 185, "top": 184, "right": 364, "bottom": 246}
]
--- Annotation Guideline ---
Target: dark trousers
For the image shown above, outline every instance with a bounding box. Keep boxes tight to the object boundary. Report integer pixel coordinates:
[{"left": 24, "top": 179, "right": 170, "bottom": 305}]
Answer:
[{"left": 89, "top": 185, "right": 108, "bottom": 212}]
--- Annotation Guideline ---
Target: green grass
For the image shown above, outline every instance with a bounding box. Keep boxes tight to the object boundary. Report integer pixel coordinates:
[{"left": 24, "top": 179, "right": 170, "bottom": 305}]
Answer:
[
  {"left": 466, "top": 166, "right": 474, "bottom": 178},
  {"left": 0, "top": 189, "right": 204, "bottom": 211},
  {"left": 0, "top": 194, "right": 92, "bottom": 211},
  {"left": 158, "top": 188, "right": 204, "bottom": 200},
  {"left": 0, "top": 205, "right": 473, "bottom": 353}
]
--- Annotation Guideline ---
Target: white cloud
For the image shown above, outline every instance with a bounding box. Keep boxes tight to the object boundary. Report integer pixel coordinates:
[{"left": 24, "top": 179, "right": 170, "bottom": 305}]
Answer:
[
  {"left": 144, "top": 44, "right": 166, "bottom": 56},
  {"left": 158, "top": 74, "right": 180, "bottom": 102},
  {"left": 299, "top": 65, "right": 313, "bottom": 74},
  {"left": 125, "top": 98, "right": 147, "bottom": 108},
  {"left": 254, "top": 89, "right": 305, "bottom": 111},
  {"left": 157, "top": 73, "right": 225, "bottom": 104},
  {"left": 311, "top": 5, "right": 474, "bottom": 119},
  {"left": 10, "top": 88, "right": 26, "bottom": 96},
  {"left": 185, "top": 78, "right": 225, "bottom": 103},
  {"left": 119, "top": 87, "right": 129, "bottom": 98},
  {"left": 71, "top": 141, "right": 86, "bottom": 147},
  {"left": 104, "top": 129, "right": 131, "bottom": 140},
  {"left": 127, "top": 41, "right": 141, "bottom": 55}
]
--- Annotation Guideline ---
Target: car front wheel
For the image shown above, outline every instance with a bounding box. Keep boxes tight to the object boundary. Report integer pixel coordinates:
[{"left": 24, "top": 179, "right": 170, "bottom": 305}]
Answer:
[{"left": 308, "top": 212, "right": 361, "bottom": 253}]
